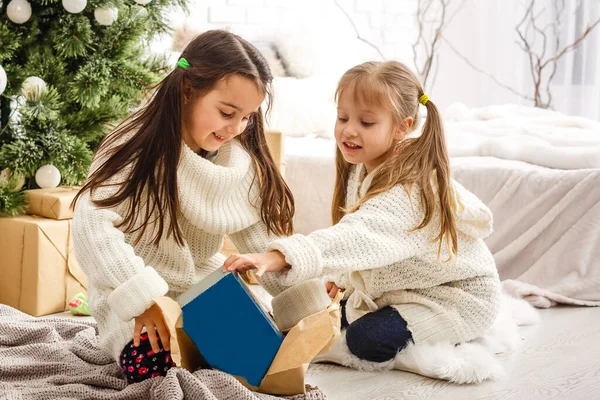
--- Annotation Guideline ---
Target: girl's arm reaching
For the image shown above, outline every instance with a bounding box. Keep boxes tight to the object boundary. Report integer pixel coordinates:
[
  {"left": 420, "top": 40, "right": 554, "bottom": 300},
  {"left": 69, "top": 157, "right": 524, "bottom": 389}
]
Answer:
[
  {"left": 225, "top": 185, "right": 430, "bottom": 286},
  {"left": 72, "top": 193, "right": 169, "bottom": 322},
  {"left": 226, "top": 221, "right": 293, "bottom": 296}
]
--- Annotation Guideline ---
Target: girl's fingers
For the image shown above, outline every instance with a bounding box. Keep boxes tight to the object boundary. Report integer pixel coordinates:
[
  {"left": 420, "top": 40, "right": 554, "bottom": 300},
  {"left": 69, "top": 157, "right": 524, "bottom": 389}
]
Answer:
[
  {"left": 328, "top": 286, "right": 339, "bottom": 298},
  {"left": 156, "top": 320, "right": 171, "bottom": 352},
  {"left": 226, "top": 260, "right": 239, "bottom": 272},
  {"left": 228, "top": 258, "right": 255, "bottom": 272},
  {"left": 222, "top": 254, "right": 240, "bottom": 270},
  {"left": 133, "top": 321, "right": 143, "bottom": 347},
  {"left": 147, "top": 325, "right": 161, "bottom": 354},
  {"left": 255, "top": 265, "right": 267, "bottom": 278},
  {"left": 226, "top": 258, "right": 241, "bottom": 271},
  {"left": 243, "top": 262, "right": 258, "bottom": 272},
  {"left": 234, "top": 263, "right": 247, "bottom": 272}
]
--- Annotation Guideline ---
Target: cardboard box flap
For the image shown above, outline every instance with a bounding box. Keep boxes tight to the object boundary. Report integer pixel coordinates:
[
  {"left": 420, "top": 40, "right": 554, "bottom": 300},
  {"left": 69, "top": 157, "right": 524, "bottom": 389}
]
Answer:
[
  {"left": 257, "top": 302, "right": 341, "bottom": 395},
  {"left": 264, "top": 306, "right": 338, "bottom": 375},
  {"left": 156, "top": 297, "right": 208, "bottom": 372},
  {"left": 154, "top": 293, "right": 342, "bottom": 397},
  {"left": 257, "top": 366, "right": 308, "bottom": 396}
]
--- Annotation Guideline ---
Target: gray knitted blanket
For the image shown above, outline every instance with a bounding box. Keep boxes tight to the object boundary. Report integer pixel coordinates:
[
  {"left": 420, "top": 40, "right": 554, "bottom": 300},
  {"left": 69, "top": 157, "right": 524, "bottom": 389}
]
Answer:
[{"left": 0, "top": 305, "right": 326, "bottom": 400}]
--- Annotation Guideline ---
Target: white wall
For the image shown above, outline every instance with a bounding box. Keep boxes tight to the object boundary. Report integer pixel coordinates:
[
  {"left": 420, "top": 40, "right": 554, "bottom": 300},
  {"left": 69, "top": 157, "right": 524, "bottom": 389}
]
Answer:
[
  {"left": 429, "top": 1, "right": 530, "bottom": 111},
  {"left": 161, "top": 0, "right": 600, "bottom": 120},
  {"left": 165, "top": 0, "right": 419, "bottom": 65}
]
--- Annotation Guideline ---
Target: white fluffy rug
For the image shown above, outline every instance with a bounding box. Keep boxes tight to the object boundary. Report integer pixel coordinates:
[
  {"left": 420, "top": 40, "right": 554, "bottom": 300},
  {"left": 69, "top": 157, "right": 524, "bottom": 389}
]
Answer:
[{"left": 312, "top": 293, "right": 540, "bottom": 384}]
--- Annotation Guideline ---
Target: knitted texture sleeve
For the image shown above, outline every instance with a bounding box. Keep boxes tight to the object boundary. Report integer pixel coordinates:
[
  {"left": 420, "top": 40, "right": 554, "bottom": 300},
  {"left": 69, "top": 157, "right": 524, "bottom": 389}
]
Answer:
[
  {"left": 72, "top": 193, "right": 168, "bottom": 321},
  {"left": 227, "top": 221, "right": 273, "bottom": 255},
  {"left": 268, "top": 185, "right": 431, "bottom": 286}
]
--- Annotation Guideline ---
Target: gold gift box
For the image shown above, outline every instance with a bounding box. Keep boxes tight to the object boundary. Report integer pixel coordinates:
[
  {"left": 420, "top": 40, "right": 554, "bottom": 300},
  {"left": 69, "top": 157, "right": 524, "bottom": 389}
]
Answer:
[
  {"left": 25, "top": 186, "right": 81, "bottom": 220},
  {"left": 0, "top": 215, "right": 87, "bottom": 316}
]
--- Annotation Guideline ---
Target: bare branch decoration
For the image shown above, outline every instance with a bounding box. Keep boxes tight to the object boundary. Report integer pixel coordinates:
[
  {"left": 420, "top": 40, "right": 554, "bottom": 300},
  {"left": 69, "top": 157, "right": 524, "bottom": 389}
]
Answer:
[
  {"left": 333, "top": 0, "right": 386, "bottom": 60},
  {"left": 412, "top": 0, "right": 468, "bottom": 89},
  {"left": 443, "top": 0, "right": 599, "bottom": 108},
  {"left": 514, "top": 0, "right": 600, "bottom": 108}
]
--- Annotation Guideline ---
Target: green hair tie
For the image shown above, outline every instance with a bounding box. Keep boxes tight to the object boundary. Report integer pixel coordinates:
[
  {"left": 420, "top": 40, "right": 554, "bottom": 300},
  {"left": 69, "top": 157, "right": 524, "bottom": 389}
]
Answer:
[{"left": 177, "top": 57, "right": 190, "bottom": 69}]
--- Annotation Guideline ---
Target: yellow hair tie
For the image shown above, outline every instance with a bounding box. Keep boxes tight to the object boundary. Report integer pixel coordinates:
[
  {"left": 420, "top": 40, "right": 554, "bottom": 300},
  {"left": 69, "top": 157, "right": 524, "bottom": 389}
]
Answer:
[{"left": 419, "top": 94, "right": 429, "bottom": 105}]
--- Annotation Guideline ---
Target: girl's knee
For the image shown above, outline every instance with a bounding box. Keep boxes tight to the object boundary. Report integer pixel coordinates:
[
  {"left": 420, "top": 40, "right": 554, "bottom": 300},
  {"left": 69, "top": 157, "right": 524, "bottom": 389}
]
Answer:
[
  {"left": 345, "top": 307, "right": 413, "bottom": 363},
  {"left": 120, "top": 332, "right": 176, "bottom": 384}
]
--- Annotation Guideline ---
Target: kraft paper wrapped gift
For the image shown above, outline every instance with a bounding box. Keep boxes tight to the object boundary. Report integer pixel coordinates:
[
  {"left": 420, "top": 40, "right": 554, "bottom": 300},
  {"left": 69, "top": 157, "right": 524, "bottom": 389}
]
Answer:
[
  {"left": 25, "top": 186, "right": 81, "bottom": 220},
  {"left": 0, "top": 215, "right": 88, "bottom": 317},
  {"left": 156, "top": 294, "right": 342, "bottom": 396}
]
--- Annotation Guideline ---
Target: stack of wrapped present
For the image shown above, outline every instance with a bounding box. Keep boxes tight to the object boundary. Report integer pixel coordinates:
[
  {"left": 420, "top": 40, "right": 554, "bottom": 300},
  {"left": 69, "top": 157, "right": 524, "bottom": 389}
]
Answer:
[{"left": 0, "top": 187, "right": 88, "bottom": 317}]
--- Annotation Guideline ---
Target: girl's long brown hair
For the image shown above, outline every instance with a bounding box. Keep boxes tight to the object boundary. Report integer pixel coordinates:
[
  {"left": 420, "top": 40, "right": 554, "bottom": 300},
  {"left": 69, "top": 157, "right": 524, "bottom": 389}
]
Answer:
[
  {"left": 331, "top": 61, "right": 458, "bottom": 258},
  {"left": 74, "top": 30, "right": 294, "bottom": 246}
]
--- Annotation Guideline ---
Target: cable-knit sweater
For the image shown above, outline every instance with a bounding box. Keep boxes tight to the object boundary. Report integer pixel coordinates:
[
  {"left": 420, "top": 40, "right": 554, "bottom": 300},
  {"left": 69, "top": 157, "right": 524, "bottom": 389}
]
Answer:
[
  {"left": 268, "top": 164, "right": 501, "bottom": 345},
  {"left": 72, "top": 140, "right": 278, "bottom": 361}
]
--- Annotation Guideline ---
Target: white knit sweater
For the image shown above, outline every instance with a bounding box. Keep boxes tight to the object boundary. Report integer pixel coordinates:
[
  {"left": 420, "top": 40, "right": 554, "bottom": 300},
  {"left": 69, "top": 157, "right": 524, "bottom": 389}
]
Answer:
[
  {"left": 268, "top": 164, "right": 501, "bottom": 345},
  {"left": 72, "top": 140, "right": 278, "bottom": 361}
]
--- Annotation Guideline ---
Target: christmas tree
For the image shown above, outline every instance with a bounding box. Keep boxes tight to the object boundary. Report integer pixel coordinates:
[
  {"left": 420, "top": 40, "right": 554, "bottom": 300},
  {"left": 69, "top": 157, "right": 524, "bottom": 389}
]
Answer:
[{"left": 0, "top": 0, "right": 186, "bottom": 216}]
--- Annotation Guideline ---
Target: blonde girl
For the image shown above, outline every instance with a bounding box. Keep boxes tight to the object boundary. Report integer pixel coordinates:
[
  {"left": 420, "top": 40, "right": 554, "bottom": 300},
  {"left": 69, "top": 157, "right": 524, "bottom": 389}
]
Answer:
[{"left": 225, "top": 60, "right": 501, "bottom": 366}]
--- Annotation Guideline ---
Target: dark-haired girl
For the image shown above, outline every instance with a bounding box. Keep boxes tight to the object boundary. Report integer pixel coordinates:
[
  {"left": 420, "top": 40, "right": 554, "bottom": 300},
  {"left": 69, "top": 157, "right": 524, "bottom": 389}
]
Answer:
[{"left": 72, "top": 30, "right": 294, "bottom": 384}]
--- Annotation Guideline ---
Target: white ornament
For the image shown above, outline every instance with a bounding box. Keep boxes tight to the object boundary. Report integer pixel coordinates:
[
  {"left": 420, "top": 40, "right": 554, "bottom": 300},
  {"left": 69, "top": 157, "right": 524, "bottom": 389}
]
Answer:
[
  {"left": 21, "top": 76, "right": 47, "bottom": 97},
  {"left": 35, "top": 165, "right": 61, "bottom": 189},
  {"left": 6, "top": 0, "right": 32, "bottom": 24},
  {"left": 0, "top": 64, "right": 7, "bottom": 95},
  {"left": 94, "top": 7, "right": 118, "bottom": 26},
  {"left": 134, "top": 0, "right": 152, "bottom": 5},
  {"left": 62, "top": 0, "right": 87, "bottom": 14}
]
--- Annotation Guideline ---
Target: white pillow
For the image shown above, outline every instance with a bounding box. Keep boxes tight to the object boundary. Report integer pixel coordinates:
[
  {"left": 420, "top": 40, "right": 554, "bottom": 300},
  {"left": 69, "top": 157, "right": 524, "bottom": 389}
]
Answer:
[
  {"left": 273, "top": 3, "right": 383, "bottom": 79},
  {"left": 267, "top": 2, "right": 384, "bottom": 139}
]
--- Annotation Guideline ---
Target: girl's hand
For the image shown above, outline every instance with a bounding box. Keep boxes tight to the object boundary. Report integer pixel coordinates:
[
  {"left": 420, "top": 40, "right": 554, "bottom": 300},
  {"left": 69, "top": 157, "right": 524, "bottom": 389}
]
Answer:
[
  {"left": 134, "top": 303, "right": 170, "bottom": 354},
  {"left": 223, "top": 251, "right": 289, "bottom": 277},
  {"left": 325, "top": 281, "right": 341, "bottom": 299}
]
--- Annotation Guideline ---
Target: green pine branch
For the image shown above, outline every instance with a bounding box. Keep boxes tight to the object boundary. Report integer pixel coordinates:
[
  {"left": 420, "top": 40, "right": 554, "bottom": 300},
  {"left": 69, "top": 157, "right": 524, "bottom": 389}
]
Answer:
[
  {"left": 0, "top": 0, "right": 188, "bottom": 216},
  {"left": 0, "top": 22, "right": 23, "bottom": 62},
  {"left": 53, "top": 13, "right": 95, "bottom": 59},
  {"left": 0, "top": 186, "right": 27, "bottom": 217}
]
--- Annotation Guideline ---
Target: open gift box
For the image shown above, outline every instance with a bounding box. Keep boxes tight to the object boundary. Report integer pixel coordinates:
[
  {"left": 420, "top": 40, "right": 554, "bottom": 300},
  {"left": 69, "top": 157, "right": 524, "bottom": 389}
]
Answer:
[{"left": 155, "top": 294, "right": 341, "bottom": 396}]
